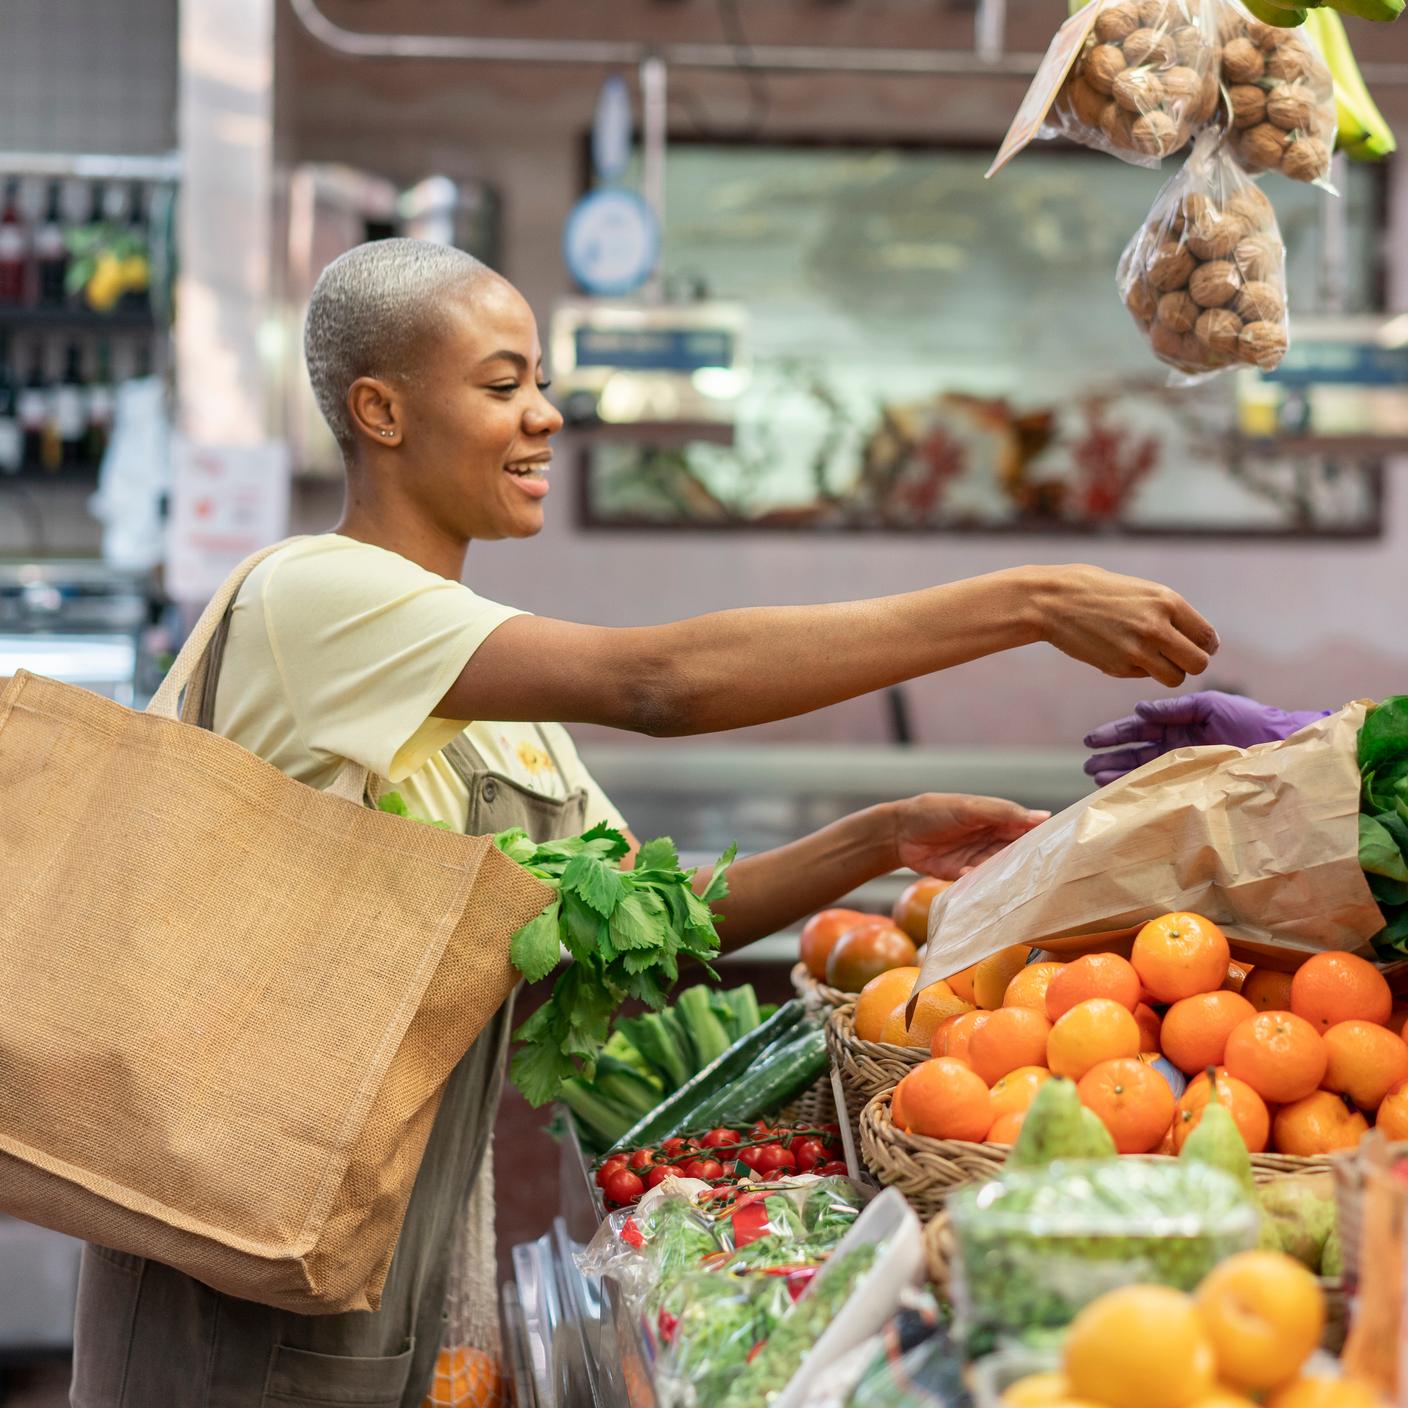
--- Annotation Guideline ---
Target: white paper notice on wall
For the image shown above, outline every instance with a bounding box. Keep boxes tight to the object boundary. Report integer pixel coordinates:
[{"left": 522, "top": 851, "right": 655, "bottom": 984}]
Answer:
[{"left": 166, "top": 439, "right": 292, "bottom": 603}]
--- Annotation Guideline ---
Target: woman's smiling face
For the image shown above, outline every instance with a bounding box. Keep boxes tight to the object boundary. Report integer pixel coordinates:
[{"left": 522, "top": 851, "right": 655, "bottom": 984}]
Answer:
[{"left": 388, "top": 276, "right": 564, "bottom": 542}]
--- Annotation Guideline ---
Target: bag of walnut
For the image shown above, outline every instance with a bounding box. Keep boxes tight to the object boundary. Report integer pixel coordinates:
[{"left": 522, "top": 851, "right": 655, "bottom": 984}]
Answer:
[
  {"left": 1048, "top": 0, "right": 1223, "bottom": 167},
  {"left": 1216, "top": 0, "right": 1338, "bottom": 190},
  {"left": 1118, "top": 128, "right": 1289, "bottom": 380}
]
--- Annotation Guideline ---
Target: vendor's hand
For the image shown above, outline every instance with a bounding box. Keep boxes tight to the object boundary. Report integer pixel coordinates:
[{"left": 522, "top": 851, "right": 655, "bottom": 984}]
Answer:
[
  {"left": 1082, "top": 690, "right": 1330, "bottom": 786},
  {"left": 889, "top": 793, "right": 1049, "bottom": 879},
  {"left": 1029, "top": 565, "right": 1219, "bottom": 688}
]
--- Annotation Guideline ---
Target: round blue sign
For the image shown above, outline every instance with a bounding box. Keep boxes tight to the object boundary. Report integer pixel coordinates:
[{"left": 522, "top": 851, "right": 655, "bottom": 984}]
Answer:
[{"left": 563, "top": 188, "right": 659, "bottom": 298}]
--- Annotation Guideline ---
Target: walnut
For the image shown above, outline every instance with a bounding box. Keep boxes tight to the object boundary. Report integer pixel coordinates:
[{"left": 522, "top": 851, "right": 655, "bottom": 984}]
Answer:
[
  {"left": 1137, "top": 0, "right": 1177, "bottom": 27},
  {"left": 1085, "top": 43, "right": 1128, "bottom": 96},
  {"left": 1188, "top": 210, "right": 1249, "bottom": 260},
  {"left": 1126, "top": 277, "right": 1159, "bottom": 324},
  {"left": 1190, "top": 71, "right": 1222, "bottom": 125},
  {"left": 1065, "top": 76, "right": 1108, "bottom": 128},
  {"left": 1217, "top": 6, "right": 1247, "bottom": 44},
  {"left": 1266, "top": 83, "right": 1317, "bottom": 134},
  {"left": 1227, "top": 186, "right": 1274, "bottom": 233},
  {"left": 1150, "top": 319, "right": 1189, "bottom": 363},
  {"left": 1100, "top": 101, "right": 1137, "bottom": 150},
  {"left": 1171, "top": 23, "right": 1208, "bottom": 65},
  {"left": 1148, "top": 240, "right": 1196, "bottom": 291},
  {"left": 1195, "top": 307, "right": 1243, "bottom": 359},
  {"left": 1133, "top": 110, "right": 1181, "bottom": 155},
  {"left": 1157, "top": 290, "right": 1200, "bottom": 332},
  {"left": 1244, "top": 20, "right": 1278, "bottom": 49},
  {"left": 1240, "top": 319, "right": 1288, "bottom": 369},
  {"left": 1181, "top": 192, "right": 1217, "bottom": 226},
  {"left": 1114, "top": 67, "right": 1166, "bottom": 113},
  {"left": 1228, "top": 84, "right": 1267, "bottom": 130},
  {"left": 1181, "top": 332, "right": 1220, "bottom": 370},
  {"left": 1190, "top": 259, "right": 1242, "bottom": 308},
  {"left": 1095, "top": 0, "right": 1142, "bottom": 43},
  {"left": 1234, "top": 232, "right": 1281, "bottom": 282},
  {"left": 1239, "top": 122, "right": 1289, "bottom": 171},
  {"left": 1283, "top": 137, "right": 1329, "bottom": 183},
  {"left": 1235, "top": 279, "right": 1285, "bottom": 323},
  {"left": 1123, "top": 27, "right": 1175, "bottom": 67},
  {"left": 1160, "top": 65, "right": 1202, "bottom": 107},
  {"left": 1265, "top": 38, "right": 1312, "bottom": 82},
  {"left": 1223, "top": 37, "right": 1265, "bottom": 84}
]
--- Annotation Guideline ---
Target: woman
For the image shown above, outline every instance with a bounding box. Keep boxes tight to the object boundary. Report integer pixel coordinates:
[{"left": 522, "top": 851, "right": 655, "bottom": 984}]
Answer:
[{"left": 71, "top": 239, "right": 1219, "bottom": 1408}]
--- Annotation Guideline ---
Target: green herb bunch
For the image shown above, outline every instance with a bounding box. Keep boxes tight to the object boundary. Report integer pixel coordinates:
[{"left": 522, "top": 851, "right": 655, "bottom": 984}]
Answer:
[
  {"left": 1358, "top": 695, "right": 1408, "bottom": 957},
  {"left": 496, "top": 824, "right": 736, "bottom": 1106}
]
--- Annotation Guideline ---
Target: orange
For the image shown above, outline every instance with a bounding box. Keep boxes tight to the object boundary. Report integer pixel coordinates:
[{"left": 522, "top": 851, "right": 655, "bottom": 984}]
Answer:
[
  {"left": 892, "top": 876, "right": 951, "bottom": 943},
  {"left": 1290, "top": 952, "right": 1393, "bottom": 1031},
  {"left": 1272, "top": 1090, "right": 1369, "bottom": 1156},
  {"left": 1194, "top": 1250, "right": 1323, "bottom": 1392},
  {"left": 896, "top": 1057, "right": 993, "bottom": 1142},
  {"left": 853, "top": 966, "right": 921, "bottom": 1043},
  {"left": 990, "top": 1065, "right": 1052, "bottom": 1120},
  {"left": 799, "top": 908, "right": 871, "bottom": 980},
  {"left": 1266, "top": 1377, "right": 1388, "bottom": 1408},
  {"left": 1322, "top": 1020, "right": 1408, "bottom": 1110},
  {"left": 1223, "top": 961, "right": 1251, "bottom": 993},
  {"left": 1224, "top": 1011, "right": 1327, "bottom": 1105},
  {"left": 1377, "top": 1077, "right": 1408, "bottom": 1139},
  {"left": 973, "top": 944, "right": 1033, "bottom": 1009},
  {"left": 1132, "top": 912, "right": 1231, "bottom": 1003},
  {"left": 891, "top": 1078, "right": 911, "bottom": 1130},
  {"left": 1193, "top": 1394, "right": 1259, "bottom": 1408},
  {"left": 945, "top": 963, "right": 977, "bottom": 1004},
  {"left": 1241, "top": 967, "right": 1295, "bottom": 1013},
  {"left": 999, "top": 1371, "right": 1073, "bottom": 1406},
  {"left": 1174, "top": 1069, "right": 1270, "bottom": 1154},
  {"left": 969, "top": 1007, "right": 1053, "bottom": 1085},
  {"left": 1047, "top": 998, "right": 1142, "bottom": 1081},
  {"left": 988, "top": 1109, "right": 1026, "bottom": 1144},
  {"left": 1078, "top": 1056, "right": 1176, "bottom": 1154},
  {"left": 1063, "top": 1285, "right": 1216, "bottom": 1408},
  {"left": 1045, "top": 953, "right": 1141, "bottom": 1020},
  {"left": 1004, "top": 961, "right": 1067, "bottom": 1012},
  {"left": 877, "top": 979, "right": 973, "bottom": 1049},
  {"left": 1134, "top": 1001, "right": 1163, "bottom": 1053},
  {"left": 1160, "top": 991, "right": 1257, "bottom": 1075},
  {"left": 935, "top": 1009, "right": 993, "bottom": 1063},
  {"left": 929, "top": 1013, "right": 963, "bottom": 1056},
  {"left": 425, "top": 1346, "right": 505, "bottom": 1408}
]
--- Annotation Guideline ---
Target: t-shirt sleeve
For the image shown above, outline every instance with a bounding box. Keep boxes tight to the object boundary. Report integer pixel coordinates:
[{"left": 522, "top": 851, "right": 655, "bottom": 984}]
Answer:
[
  {"left": 543, "top": 724, "right": 629, "bottom": 833},
  {"left": 259, "top": 541, "right": 524, "bottom": 782}
]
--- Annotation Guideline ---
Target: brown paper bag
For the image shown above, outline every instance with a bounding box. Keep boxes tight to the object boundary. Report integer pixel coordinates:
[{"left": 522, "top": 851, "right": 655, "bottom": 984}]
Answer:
[{"left": 917, "top": 703, "right": 1389, "bottom": 997}]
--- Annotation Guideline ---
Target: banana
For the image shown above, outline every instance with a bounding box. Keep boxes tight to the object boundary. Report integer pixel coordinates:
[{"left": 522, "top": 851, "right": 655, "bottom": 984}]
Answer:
[
  {"left": 1329, "top": 0, "right": 1405, "bottom": 19},
  {"left": 1242, "top": 0, "right": 1311, "bottom": 23},
  {"left": 1306, "top": 7, "right": 1398, "bottom": 158}
]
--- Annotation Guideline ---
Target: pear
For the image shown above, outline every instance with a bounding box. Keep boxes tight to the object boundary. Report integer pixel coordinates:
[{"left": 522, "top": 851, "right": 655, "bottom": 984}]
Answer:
[
  {"left": 1256, "top": 1178, "right": 1336, "bottom": 1272},
  {"left": 1007, "top": 1076, "right": 1116, "bottom": 1170},
  {"left": 1180, "top": 1068, "right": 1254, "bottom": 1195},
  {"left": 1320, "top": 1225, "right": 1343, "bottom": 1279}
]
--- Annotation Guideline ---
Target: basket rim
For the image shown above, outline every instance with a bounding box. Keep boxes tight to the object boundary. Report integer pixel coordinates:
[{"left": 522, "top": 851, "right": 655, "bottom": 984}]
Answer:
[
  {"left": 790, "top": 960, "right": 855, "bottom": 1008},
  {"left": 826, "top": 1001, "right": 932, "bottom": 1063}
]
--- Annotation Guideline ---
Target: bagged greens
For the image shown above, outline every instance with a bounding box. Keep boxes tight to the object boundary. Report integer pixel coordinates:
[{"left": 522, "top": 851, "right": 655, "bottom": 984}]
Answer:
[{"left": 1358, "top": 695, "right": 1408, "bottom": 957}]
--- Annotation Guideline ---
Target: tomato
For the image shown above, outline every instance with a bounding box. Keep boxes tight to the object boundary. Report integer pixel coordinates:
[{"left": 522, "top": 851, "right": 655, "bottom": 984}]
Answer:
[
  {"left": 800, "top": 908, "right": 873, "bottom": 980},
  {"left": 602, "top": 1169, "right": 644, "bottom": 1205},
  {"left": 816, "top": 1160, "right": 849, "bottom": 1178},
  {"left": 702, "top": 1127, "right": 742, "bottom": 1150},
  {"left": 737, "top": 1145, "right": 763, "bottom": 1169},
  {"left": 660, "top": 1136, "right": 693, "bottom": 1158},
  {"left": 752, "top": 1144, "right": 797, "bottom": 1176},
  {"left": 749, "top": 1120, "right": 774, "bottom": 1139},
  {"left": 791, "top": 1138, "right": 826, "bottom": 1172},
  {"left": 825, "top": 922, "right": 919, "bottom": 994},
  {"left": 646, "top": 1163, "right": 685, "bottom": 1189},
  {"left": 682, "top": 1158, "right": 724, "bottom": 1181},
  {"left": 595, "top": 1155, "right": 628, "bottom": 1189},
  {"left": 626, "top": 1148, "right": 656, "bottom": 1173}
]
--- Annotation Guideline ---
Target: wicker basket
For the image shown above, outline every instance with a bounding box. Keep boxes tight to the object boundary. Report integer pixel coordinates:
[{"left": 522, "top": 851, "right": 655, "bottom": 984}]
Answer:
[
  {"left": 826, "top": 1002, "right": 928, "bottom": 1151},
  {"left": 790, "top": 961, "right": 854, "bottom": 1016},
  {"left": 1331, "top": 1137, "right": 1408, "bottom": 1290}
]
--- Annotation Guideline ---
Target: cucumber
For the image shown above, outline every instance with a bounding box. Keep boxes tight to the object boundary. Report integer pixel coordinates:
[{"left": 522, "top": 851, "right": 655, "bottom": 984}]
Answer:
[
  {"left": 682, "top": 1025, "right": 828, "bottom": 1133},
  {"left": 609, "top": 1000, "right": 805, "bottom": 1152}
]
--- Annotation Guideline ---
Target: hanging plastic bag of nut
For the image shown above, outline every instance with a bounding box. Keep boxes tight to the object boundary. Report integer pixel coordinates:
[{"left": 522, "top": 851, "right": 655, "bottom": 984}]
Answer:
[
  {"left": 1118, "top": 128, "right": 1288, "bottom": 380},
  {"left": 1216, "top": 0, "right": 1338, "bottom": 190},
  {"left": 1048, "top": 0, "right": 1222, "bottom": 167}
]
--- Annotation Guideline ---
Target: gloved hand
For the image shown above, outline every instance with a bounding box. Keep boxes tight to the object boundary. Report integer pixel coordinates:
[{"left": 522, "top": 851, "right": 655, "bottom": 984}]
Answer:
[{"left": 1082, "top": 691, "right": 1330, "bottom": 786}]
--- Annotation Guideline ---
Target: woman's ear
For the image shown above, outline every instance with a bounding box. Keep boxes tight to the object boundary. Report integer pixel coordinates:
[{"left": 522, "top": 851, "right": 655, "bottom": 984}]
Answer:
[{"left": 346, "top": 376, "right": 401, "bottom": 448}]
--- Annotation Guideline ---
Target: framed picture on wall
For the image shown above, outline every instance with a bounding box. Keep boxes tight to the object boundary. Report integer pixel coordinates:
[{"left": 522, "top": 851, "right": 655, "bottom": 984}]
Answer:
[{"left": 573, "top": 141, "right": 1387, "bottom": 539}]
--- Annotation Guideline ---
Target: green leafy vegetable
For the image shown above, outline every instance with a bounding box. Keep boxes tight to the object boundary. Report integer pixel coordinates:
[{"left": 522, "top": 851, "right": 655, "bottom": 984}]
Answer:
[
  {"left": 376, "top": 791, "right": 452, "bottom": 829},
  {"left": 1356, "top": 696, "right": 1408, "bottom": 959}
]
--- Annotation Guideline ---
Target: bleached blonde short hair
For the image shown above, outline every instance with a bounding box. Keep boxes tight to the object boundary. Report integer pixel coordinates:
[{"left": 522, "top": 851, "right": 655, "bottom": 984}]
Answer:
[{"left": 304, "top": 238, "right": 493, "bottom": 454}]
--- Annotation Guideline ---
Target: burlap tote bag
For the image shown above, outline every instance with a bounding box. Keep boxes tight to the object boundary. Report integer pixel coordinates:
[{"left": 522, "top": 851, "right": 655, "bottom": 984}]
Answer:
[{"left": 0, "top": 540, "right": 551, "bottom": 1314}]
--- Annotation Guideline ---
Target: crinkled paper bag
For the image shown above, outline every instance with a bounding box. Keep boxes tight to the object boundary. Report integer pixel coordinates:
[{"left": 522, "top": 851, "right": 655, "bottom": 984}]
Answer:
[{"left": 917, "top": 702, "right": 1389, "bottom": 994}]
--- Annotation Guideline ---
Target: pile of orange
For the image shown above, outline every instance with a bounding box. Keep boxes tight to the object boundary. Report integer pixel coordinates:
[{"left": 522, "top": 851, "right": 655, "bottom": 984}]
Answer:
[
  {"left": 873, "top": 912, "right": 1408, "bottom": 1158},
  {"left": 422, "top": 1347, "right": 505, "bottom": 1408}
]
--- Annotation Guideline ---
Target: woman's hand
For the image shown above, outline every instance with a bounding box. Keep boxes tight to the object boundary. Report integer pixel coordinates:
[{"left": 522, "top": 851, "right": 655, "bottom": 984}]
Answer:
[{"left": 889, "top": 793, "right": 1050, "bottom": 879}]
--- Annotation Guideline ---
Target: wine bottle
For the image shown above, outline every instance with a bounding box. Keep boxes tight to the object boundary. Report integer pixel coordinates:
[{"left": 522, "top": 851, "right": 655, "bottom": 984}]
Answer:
[
  {"left": 0, "top": 334, "right": 21, "bottom": 474},
  {"left": 34, "top": 183, "right": 68, "bottom": 307},
  {"left": 18, "top": 341, "right": 49, "bottom": 470},
  {"left": 56, "top": 342, "right": 87, "bottom": 468},
  {"left": 0, "top": 180, "right": 27, "bottom": 305},
  {"left": 86, "top": 339, "right": 115, "bottom": 465}
]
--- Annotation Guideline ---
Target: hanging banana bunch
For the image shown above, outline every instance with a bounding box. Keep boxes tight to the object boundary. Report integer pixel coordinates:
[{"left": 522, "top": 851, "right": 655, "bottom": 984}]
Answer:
[{"left": 1304, "top": 8, "right": 1398, "bottom": 156}]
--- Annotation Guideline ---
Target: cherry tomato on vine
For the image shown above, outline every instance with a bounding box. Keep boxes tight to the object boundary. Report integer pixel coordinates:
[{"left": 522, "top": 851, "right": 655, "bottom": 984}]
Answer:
[
  {"left": 602, "top": 1169, "right": 644, "bottom": 1205},
  {"left": 646, "top": 1164, "right": 686, "bottom": 1189},
  {"left": 626, "top": 1148, "right": 656, "bottom": 1173},
  {"left": 752, "top": 1144, "right": 797, "bottom": 1176},
  {"left": 791, "top": 1137, "right": 826, "bottom": 1172},
  {"left": 816, "top": 1160, "right": 849, "bottom": 1178},
  {"left": 595, "top": 1155, "right": 628, "bottom": 1189},
  {"left": 682, "top": 1158, "right": 724, "bottom": 1181},
  {"left": 702, "top": 1128, "right": 742, "bottom": 1150}
]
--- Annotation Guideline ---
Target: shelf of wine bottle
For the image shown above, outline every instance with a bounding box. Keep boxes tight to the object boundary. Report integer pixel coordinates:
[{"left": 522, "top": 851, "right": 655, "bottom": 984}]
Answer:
[{"left": 0, "top": 304, "right": 156, "bottom": 331}]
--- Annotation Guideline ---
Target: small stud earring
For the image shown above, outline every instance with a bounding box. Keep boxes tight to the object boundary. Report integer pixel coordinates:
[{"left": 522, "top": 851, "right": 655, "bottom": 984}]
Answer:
[{"left": 380, "top": 429, "right": 394, "bottom": 438}]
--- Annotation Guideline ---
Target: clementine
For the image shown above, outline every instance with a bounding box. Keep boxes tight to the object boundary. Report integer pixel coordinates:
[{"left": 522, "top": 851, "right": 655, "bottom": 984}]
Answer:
[
  {"left": 1045, "top": 952, "right": 1141, "bottom": 1020},
  {"left": 891, "top": 1078, "right": 911, "bottom": 1131},
  {"left": 929, "top": 1013, "right": 963, "bottom": 1057},
  {"left": 972, "top": 944, "right": 1033, "bottom": 1009},
  {"left": 799, "top": 908, "right": 870, "bottom": 980},
  {"left": 969, "top": 1006, "right": 1053, "bottom": 1085},
  {"left": 1241, "top": 967, "right": 1295, "bottom": 1013},
  {"left": 1266, "top": 1378, "right": 1387, "bottom": 1408},
  {"left": 990, "top": 1065, "right": 1052, "bottom": 1120},
  {"left": 1160, "top": 990, "right": 1257, "bottom": 1075},
  {"left": 878, "top": 980, "right": 972, "bottom": 1049},
  {"left": 425, "top": 1346, "right": 505, "bottom": 1408},
  {"left": 936, "top": 1009, "right": 994, "bottom": 1064},
  {"left": 853, "top": 966, "right": 920, "bottom": 1043},
  {"left": 1078, "top": 1056, "right": 1176, "bottom": 1153},
  {"left": 1377, "top": 1077, "right": 1408, "bottom": 1139},
  {"left": 1047, "top": 998, "right": 1142, "bottom": 1081},
  {"left": 1174, "top": 1069, "right": 1270, "bottom": 1154},
  {"left": 1290, "top": 951, "right": 1393, "bottom": 1032},
  {"left": 1322, "top": 1020, "right": 1408, "bottom": 1111},
  {"left": 988, "top": 1110, "right": 1027, "bottom": 1145},
  {"left": 1272, "top": 1090, "right": 1369, "bottom": 1156},
  {"left": 945, "top": 963, "right": 978, "bottom": 1004},
  {"left": 1223, "top": 1011, "right": 1327, "bottom": 1104},
  {"left": 1134, "top": 1001, "right": 1163, "bottom": 1053},
  {"left": 892, "top": 876, "right": 951, "bottom": 943},
  {"left": 1003, "top": 962, "right": 1068, "bottom": 1013},
  {"left": 1132, "top": 912, "right": 1231, "bottom": 1003},
  {"left": 897, "top": 1057, "right": 993, "bottom": 1142}
]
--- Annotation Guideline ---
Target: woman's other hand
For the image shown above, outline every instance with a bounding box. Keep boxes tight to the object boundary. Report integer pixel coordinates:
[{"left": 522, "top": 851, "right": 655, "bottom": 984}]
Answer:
[{"left": 889, "top": 793, "right": 1049, "bottom": 879}]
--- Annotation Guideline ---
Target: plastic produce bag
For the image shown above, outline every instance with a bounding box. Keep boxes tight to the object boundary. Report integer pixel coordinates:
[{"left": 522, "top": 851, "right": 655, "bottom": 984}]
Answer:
[
  {"left": 1048, "top": 0, "right": 1222, "bottom": 166},
  {"left": 1217, "top": 0, "right": 1338, "bottom": 188},
  {"left": 841, "top": 1301, "right": 973, "bottom": 1408},
  {"left": 948, "top": 1159, "right": 1259, "bottom": 1353},
  {"left": 1118, "top": 127, "right": 1289, "bottom": 379}
]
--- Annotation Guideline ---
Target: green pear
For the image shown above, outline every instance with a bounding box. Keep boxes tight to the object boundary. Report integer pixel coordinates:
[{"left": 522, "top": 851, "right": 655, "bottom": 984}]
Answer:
[
  {"left": 1256, "top": 1179, "right": 1336, "bottom": 1272},
  {"left": 1180, "top": 1069, "right": 1254, "bottom": 1195},
  {"left": 1320, "top": 1225, "right": 1343, "bottom": 1279},
  {"left": 1007, "top": 1077, "right": 1116, "bottom": 1170}
]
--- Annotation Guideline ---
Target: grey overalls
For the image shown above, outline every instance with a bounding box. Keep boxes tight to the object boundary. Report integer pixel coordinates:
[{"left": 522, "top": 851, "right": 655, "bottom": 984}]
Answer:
[{"left": 70, "top": 725, "right": 589, "bottom": 1408}]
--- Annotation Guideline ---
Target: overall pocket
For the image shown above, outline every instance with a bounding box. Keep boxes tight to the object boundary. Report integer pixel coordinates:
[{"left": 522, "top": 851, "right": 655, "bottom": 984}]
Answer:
[{"left": 260, "top": 1339, "right": 416, "bottom": 1408}]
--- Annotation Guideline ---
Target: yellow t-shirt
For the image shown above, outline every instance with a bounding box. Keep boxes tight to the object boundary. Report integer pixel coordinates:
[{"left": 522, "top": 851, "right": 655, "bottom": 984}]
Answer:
[{"left": 212, "top": 534, "right": 627, "bottom": 833}]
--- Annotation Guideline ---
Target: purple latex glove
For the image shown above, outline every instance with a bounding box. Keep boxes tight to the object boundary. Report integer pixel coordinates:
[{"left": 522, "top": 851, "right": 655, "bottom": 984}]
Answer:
[{"left": 1082, "top": 691, "right": 1331, "bottom": 786}]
